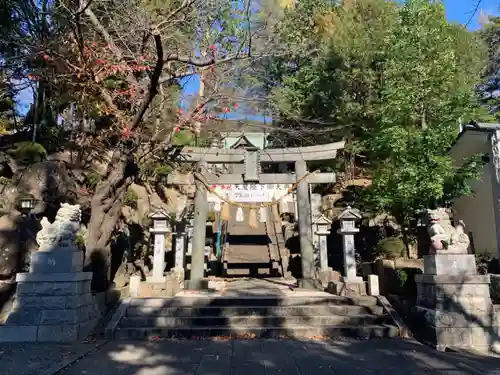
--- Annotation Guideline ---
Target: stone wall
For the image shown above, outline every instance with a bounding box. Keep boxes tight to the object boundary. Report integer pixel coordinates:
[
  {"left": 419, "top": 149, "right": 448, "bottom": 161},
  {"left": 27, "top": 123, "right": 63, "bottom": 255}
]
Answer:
[{"left": 369, "top": 258, "right": 424, "bottom": 295}]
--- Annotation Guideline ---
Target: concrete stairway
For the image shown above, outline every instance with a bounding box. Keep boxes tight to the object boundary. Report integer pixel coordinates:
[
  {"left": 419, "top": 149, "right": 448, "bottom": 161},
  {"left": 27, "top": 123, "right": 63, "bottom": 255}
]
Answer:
[
  {"left": 107, "top": 290, "right": 400, "bottom": 340},
  {"left": 223, "top": 210, "right": 276, "bottom": 277}
]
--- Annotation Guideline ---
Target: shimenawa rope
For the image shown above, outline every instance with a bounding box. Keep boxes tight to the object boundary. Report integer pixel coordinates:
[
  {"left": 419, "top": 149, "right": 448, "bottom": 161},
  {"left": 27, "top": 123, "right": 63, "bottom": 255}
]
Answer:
[{"left": 194, "top": 169, "right": 319, "bottom": 209}]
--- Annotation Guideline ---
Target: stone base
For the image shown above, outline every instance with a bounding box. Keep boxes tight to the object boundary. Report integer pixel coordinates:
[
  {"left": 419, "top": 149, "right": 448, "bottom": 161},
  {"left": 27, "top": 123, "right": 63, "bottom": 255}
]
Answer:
[
  {"left": 327, "top": 280, "right": 367, "bottom": 297},
  {"left": 146, "top": 276, "right": 166, "bottom": 283},
  {"left": 184, "top": 279, "right": 210, "bottom": 291},
  {"left": 0, "top": 271, "right": 100, "bottom": 343},
  {"left": 296, "top": 278, "right": 323, "bottom": 290},
  {"left": 29, "top": 249, "right": 83, "bottom": 273},
  {"left": 317, "top": 268, "right": 341, "bottom": 286},
  {"left": 423, "top": 254, "right": 476, "bottom": 275},
  {"left": 412, "top": 305, "right": 500, "bottom": 352},
  {"left": 414, "top": 272, "right": 499, "bottom": 352},
  {"left": 415, "top": 274, "right": 491, "bottom": 309}
]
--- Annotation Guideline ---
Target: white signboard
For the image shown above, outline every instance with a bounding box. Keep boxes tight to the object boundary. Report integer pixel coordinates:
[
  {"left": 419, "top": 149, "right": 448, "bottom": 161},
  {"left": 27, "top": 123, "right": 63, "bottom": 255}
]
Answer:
[{"left": 208, "top": 184, "right": 293, "bottom": 203}]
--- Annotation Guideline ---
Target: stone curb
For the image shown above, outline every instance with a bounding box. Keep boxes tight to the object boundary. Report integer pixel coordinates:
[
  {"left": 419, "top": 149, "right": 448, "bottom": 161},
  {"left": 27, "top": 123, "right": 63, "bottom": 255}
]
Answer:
[
  {"left": 38, "top": 340, "right": 109, "bottom": 375},
  {"left": 104, "top": 298, "right": 131, "bottom": 339},
  {"left": 376, "top": 295, "right": 411, "bottom": 338}
]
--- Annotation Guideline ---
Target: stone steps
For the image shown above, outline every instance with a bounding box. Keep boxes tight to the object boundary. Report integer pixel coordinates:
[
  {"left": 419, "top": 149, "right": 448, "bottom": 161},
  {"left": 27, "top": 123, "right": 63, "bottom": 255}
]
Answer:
[
  {"left": 223, "top": 216, "right": 276, "bottom": 277},
  {"left": 107, "top": 294, "right": 399, "bottom": 340},
  {"left": 126, "top": 295, "right": 379, "bottom": 308},
  {"left": 119, "top": 313, "right": 388, "bottom": 328},
  {"left": 112, "top": 324, "right": 400, "bottom": 340},
  {"left": 125, "top": 304, "right": 384, "bottom": 317}
]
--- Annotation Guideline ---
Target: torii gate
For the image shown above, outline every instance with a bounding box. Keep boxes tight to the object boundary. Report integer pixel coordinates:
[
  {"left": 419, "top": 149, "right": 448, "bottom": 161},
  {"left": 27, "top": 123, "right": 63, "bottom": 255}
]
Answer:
[{"left": 168, "top": 141, "right": 345, "bottom": 290}]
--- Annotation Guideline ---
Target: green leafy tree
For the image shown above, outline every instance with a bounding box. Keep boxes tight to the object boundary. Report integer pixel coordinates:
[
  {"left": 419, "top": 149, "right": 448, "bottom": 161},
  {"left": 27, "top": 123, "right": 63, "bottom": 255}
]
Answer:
[
  {"left": 269, "top": 0, "right": 489, "bottom": 238},
  {"left": 365, "top": 0, "right": 487, "bottom": 226},
  {"left": 478, "top": 14, "right": 500, "bottom": 120}
]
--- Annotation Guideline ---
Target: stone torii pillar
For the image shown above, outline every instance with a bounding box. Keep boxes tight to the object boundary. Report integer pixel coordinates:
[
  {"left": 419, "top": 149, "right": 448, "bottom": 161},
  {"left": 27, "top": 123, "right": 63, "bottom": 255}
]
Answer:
[
  {"left": 295, "top": 160, "right": 320, "bottom": 289},
  {"left": 185, "top": 161, "right": 210, "bottom": 290}
]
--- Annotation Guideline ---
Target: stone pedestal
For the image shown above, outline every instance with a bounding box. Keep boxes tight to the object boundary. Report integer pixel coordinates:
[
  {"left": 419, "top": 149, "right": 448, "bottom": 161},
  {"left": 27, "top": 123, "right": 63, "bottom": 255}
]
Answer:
[
  {"left": 0, "top": 204, "right": 100, "bottom": 343},
  {"left": 413, "top": 254, "right": 500, "bottom": 352},
  {"left": 327, "top": 277, "right": 367, "bottom": 297}
]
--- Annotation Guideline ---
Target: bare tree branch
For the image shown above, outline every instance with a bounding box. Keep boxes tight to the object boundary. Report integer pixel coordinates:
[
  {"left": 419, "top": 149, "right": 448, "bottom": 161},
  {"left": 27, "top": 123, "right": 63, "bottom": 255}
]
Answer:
[{"left": 129, "top": 30, "right": 164, "bottom": 131}]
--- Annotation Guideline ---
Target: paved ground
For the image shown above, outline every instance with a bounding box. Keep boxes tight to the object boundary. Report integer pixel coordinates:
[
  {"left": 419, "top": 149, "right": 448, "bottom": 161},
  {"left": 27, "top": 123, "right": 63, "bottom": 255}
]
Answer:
[
  {"left": 0, "top": 340, "right": 105, "bottom": 375},
  {"left": 43, "top": 338, "right": 500, "bottom": 375}
]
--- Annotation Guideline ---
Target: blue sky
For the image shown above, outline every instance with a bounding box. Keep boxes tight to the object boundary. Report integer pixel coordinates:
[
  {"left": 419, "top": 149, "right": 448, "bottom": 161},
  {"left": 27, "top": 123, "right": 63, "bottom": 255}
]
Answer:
[
  {"left": 444, "top": 0, "right": 499, "bottom": 30},
  {"left": 15, "top": 0, "right": 500, "bottom": 119}
]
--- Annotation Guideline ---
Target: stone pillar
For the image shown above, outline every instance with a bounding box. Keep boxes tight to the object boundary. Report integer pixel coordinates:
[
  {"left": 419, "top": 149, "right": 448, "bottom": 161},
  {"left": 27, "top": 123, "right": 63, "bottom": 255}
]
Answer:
[
  {"left": 0, "top": 204, "right": 100, "bottom": 342},
  {"left": 489, "top": 130, "right": 500, "bottom": 260},
  {"left": 414, "top": 252, "right": 499, "bottom": 352},
  {"left": 129, "top": 275, "right": 141, "bottom": 297},
  {"left": 186, "top": 221, "right": 194, "bottom": 256},
  {"left": 295, "top": 160, "right": 320, "bottom": 289},
  {"left": 367, "top": 275, "right": 379, "bottom": 296},
  {"left": 293, "top": 193, "right": 298, "bottom": 221},
  {"left": 185, "top": 162, "right": 209, "bottom": 290},
  {"left": 147, "top": 210, "right": 170, "bottom": 283},
  {"left": 317, "top": 230, "right": 329, "bottom": 271},
  {"left": 315, "top": 225, "right": 338, "bottom": 286},
  {"left": 311, "top": 193, "right": 322, "bottom": 248},
  {"left": 148, "top": 229, "right": 168, "bottom": 283},
  {"left": 340, "top": 233, "right": 360, "bottom": 282},
  {"left": 173, "top": 221, "right": 187, "bottom": 277}
]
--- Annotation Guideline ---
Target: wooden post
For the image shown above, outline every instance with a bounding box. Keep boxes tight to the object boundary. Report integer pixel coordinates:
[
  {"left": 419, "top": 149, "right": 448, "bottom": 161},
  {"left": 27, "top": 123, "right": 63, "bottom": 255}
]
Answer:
[
  {"left": 295, "top": 160, "right": 320, "bottom": 289},
  {"left": 185, "top": 161, "right": 209, "bottom": 290}
]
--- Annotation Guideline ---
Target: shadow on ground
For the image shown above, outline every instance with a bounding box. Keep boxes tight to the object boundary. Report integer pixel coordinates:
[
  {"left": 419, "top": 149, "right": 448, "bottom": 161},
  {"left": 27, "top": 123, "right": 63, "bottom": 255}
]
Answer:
[{"left": 56, "top": 337, "right": 500, "bottom": 375}]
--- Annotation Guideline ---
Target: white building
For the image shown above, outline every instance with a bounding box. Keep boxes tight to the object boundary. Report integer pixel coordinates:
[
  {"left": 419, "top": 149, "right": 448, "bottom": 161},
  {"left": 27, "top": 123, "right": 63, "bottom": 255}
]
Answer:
[{"left": 450, "top": 122, "right": 500, "bottom": 258}]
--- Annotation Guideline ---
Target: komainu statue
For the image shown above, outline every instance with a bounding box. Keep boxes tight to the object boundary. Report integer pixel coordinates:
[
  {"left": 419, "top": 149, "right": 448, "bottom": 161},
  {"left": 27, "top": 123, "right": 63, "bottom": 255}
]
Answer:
[
  {"left": 426, "top": 208, "right": 470, "bottom": 254},
  {"left": 36, "top": 203, "right": 82, "bottom": 252}
]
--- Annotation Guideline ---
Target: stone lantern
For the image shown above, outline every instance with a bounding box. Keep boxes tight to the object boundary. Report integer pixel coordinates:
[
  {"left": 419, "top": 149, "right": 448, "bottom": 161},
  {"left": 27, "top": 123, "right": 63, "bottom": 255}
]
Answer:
[
  {"left": 18, "top": 194, "right": 36, "bottom": 216},
  {"left": 148, "top": 210, "right": 171, "bottom": 283},
  {"left": 337, "top": 206, "right": 362, "bottom": 283},
  {"left": 313, "top": 214, "right": 332, "bottom": 272}
]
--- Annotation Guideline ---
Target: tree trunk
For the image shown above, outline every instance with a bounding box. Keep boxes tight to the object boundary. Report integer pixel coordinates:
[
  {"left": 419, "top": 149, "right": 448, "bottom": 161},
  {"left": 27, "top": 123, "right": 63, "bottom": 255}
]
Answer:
[{"left": 84, "top": 149, "right": 134, "bottom": 292}]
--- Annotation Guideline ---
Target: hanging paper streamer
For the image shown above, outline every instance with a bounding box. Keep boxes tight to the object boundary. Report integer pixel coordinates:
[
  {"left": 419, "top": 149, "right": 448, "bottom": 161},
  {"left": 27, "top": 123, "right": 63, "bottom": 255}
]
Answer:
[
  {"left": 248, "top": 207, "right": 258, "bottom": 229},
  {"left": 259, "top": 206, "right": 267, "bottom": 223},
  {"left": 279, "top": 198, "right": 289, "bottom": 214},
  {"left": 236, "top": 207, "right": 244, "bottom": 222},
  {"left": 221, "top": 201, "right": 231, "bottom": 221},
  {"left": 272, "top": 201, "right": 281, "bottom": 222},
  {"left": 213, "top": 200, "right": 221, "bottom": 213}
]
